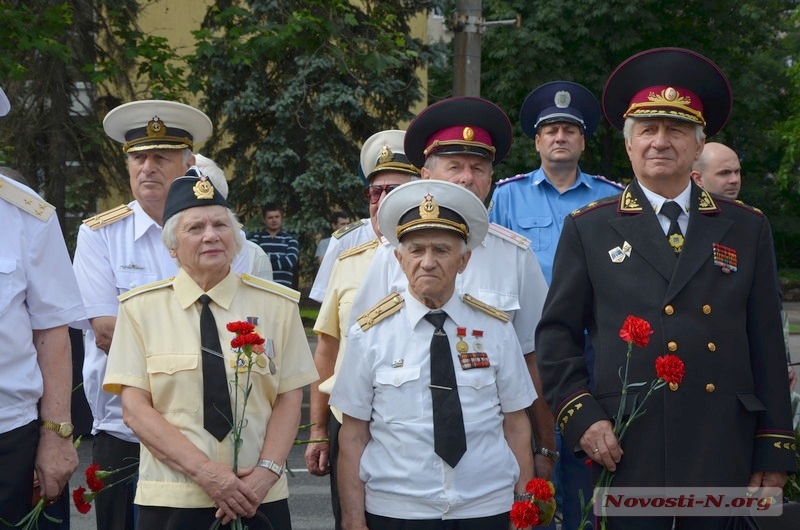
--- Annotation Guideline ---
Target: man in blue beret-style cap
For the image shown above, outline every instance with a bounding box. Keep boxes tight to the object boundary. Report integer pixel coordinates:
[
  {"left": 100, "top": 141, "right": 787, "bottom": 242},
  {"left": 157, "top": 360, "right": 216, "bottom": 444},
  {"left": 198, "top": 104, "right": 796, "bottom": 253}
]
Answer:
[
  {"left": 488, "top": 82, "right": 622, "bottom": 530},
  {"left": 489, "top": 81, "right": 622, "bottom": 285}
]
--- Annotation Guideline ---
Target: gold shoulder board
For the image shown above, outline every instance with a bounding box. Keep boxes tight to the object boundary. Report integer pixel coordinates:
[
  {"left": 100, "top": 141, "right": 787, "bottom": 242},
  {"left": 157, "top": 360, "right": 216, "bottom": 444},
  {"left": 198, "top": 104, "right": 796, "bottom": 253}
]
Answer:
[
  {"left": 83, "top": 205, "right": 133, "bottom": 231},
  {"left": 333, "top": 219, "right": 364, "bottom": 239},
  {"left": 462, "top": 293, "right": 509, "bottom": 322},
  {"left": 338, "top": 238, "right": 380, "bottom": 261},
  {"left": 487, "top": 223, "right": 530, "bottom": 249},
  {"left": 118, "top": 277, "right": 173, "bottom": 302},
  {"left": 0, "top": 177, "right": 55, "bottom": 221},
  {"left": 357, "top": 292, "right": 404, "bottom": 331},
  {"left": 241, "top": 273, "right": 301, "bottom": 303}
]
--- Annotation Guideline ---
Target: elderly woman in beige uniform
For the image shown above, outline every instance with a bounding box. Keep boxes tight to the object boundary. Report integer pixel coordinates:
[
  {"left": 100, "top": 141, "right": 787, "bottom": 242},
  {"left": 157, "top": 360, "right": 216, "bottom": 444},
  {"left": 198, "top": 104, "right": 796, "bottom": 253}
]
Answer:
[{"left": 103, "top": 170, "right": 317, "bottom": 530}]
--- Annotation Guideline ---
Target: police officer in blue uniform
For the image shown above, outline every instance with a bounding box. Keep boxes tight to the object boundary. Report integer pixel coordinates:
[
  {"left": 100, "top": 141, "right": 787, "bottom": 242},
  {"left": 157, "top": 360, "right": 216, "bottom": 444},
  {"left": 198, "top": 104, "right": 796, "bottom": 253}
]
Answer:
[
  {"left": 489, "top": 81, "right": 621, "bottom": 285},
  {"left": 489, "top": 81, "right": 622, "bottom": 530}
]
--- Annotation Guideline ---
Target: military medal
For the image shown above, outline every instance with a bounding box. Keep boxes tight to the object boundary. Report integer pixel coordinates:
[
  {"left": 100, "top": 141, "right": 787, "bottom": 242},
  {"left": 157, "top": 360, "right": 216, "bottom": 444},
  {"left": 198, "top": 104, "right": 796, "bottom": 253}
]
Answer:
[
  {"left": 609, "top": 246, "right": 625, "bottom": 263},
  {"left": 712, "top": 243, "right": 737, "bottom": 273},
  {"left": 472, "top": 329, "right": 484, "bottom": 352},
  {"left": 456, "top": 327, "right": 469, "bottom": 353},
  {"left": 668, "top": 233, "right": 684, "bottom": 253}
]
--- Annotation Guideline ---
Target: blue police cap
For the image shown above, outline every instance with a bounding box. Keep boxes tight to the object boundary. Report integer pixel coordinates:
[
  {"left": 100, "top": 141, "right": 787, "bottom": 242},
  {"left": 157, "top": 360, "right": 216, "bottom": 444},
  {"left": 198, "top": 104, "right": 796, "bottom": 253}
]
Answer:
[{"left": 519, "top": 81, "right": 601, "bottom": 139}]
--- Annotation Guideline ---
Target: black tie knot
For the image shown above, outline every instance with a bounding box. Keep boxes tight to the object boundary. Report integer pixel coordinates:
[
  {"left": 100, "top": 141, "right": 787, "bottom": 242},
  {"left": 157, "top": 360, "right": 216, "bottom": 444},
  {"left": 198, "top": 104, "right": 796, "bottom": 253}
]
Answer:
[
  {"left": 661, "top": 201, "right": 683, "bottom": 222},
  {"left": 424, "top": 311, "right": 448, "bottom": 331},
  {"left": 199, "top": 294, "right": 212, "bottom": 306}
]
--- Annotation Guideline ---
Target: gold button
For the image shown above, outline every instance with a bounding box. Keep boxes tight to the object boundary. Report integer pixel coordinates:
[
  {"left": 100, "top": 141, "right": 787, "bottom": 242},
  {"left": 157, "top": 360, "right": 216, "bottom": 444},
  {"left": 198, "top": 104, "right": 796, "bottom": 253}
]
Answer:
[
  {"left": 667, "top": 341, "right": 678, "bottom": 352},
  {"left": 664, "top": 305, "right": 674, "bottom": 315},
  {"left": 705, "top": 383, "right": 716, "bottom": 393},
  {"left": 707, "top": 342, "right": 716, "bottom": 352},
  {"left": 669, "top": 382, "right": 678, "bottom": 391},
  {"left": 702, "top": 305, "right": 712, "bottom": 315}
]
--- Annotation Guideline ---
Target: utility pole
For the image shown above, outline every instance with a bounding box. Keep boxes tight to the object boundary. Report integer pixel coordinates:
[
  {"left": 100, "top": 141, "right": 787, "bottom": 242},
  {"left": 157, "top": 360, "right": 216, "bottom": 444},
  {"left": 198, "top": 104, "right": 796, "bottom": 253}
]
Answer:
[
  {"left": 452, "top": 0, "right": 483, "bottom": 97},
  {"left": 451, "top": 2, "right": 520, "bottom": 97}
]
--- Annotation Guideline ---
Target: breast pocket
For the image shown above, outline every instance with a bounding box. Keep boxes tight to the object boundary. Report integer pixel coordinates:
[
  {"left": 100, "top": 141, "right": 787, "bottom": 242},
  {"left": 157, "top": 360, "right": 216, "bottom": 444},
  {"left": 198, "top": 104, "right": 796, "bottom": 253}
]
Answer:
[
  {"left": 115, "top": 270, "right": 158, "bottom": 294},
  {"left": 456, "top": 368, "right": 499, "bottom": 417},
  {"left": 375, "top": 365, "right": 423, "bottom": 422},
  {"left": 518, "top": 216, "right": 553, "bottom": 251},
  {"left": 146, "top": 354, "right": 200, "bottom": 413},
  {"left": 0, "top": 257, "right": 22, "bottom": 318}
]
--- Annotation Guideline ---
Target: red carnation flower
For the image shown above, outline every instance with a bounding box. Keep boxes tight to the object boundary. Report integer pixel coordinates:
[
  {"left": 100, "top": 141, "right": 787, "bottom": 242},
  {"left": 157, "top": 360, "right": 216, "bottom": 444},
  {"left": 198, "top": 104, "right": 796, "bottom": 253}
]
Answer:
[
  {"left": 525, "top": 477, "right": 555, "bottom": 503},
  {"left": 619, "top": 315, "right": 653, "bottom": 348},
  {"left": 240, "top": 333, "right": 265, "bottom": 347},
  {"left": 85, "top": 463, "right": 105, "bottom": 493},
  {"left": 510, "top": 500, "right": 542, "bottom": 528},
  {"left": 226, "top": 321, "right": 255, "bottom": 334},
  {"left": 72, "top": 487, "right": 92, "bottom": 514},
  {"left": 655, "top": 354, "right": 685, "bottom": 385}
]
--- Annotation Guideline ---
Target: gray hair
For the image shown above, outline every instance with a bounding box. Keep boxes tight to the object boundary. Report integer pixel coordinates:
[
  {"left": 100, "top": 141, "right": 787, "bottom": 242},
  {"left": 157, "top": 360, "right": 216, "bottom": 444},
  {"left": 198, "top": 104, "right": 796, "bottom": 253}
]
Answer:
[
  {"left": 398, "top": 236, "right": 469, "bottom": 256},
  {"left": 622, "top": 117, "right": 706, "bottom": 145},
  {"left": 162, "top": 207, "right": 244, "bottom": 261}
]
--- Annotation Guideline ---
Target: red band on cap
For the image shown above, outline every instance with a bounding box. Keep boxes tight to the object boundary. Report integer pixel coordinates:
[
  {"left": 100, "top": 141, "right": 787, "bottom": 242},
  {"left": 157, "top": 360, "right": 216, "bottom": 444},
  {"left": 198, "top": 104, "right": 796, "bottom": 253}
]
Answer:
[
  {"left": 624, "top": 85, "right": 705, "bottom": 126},
  {"left": 423, "top": 125, "right": 495, "bottom": 159}
]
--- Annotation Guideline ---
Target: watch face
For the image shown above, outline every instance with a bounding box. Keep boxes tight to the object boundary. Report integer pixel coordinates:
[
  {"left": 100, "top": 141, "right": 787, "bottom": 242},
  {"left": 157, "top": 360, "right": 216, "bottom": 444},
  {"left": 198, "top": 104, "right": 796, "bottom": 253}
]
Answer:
[{"left": 58, "top": 422, "right": 74, "bottom": 437}]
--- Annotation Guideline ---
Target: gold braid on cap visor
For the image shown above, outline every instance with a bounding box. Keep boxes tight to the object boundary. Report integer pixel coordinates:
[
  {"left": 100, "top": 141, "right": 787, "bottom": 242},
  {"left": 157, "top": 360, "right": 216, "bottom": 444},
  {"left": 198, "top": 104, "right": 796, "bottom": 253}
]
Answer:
[
  {"left": 123, "top": 136, "right": 194, "bottom": 153},
  {"left": 372, "top": 161, "right": 420, "bottom": 176},
  {"left": 623, "top": 88, "right": 706, "bottom": 126},
  {"left": 396, "top": 218, "right": 469, "bottom": 241},
  {"left": 423, "top": 139, "right": 497, "bottom": 160}
]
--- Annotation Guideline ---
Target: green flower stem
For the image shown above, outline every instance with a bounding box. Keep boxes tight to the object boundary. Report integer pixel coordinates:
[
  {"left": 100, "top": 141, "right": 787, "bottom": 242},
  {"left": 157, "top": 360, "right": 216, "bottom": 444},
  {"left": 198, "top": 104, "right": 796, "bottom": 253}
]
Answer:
[{"left": 577, "top": 344, "right": 668, "bottom": 530}]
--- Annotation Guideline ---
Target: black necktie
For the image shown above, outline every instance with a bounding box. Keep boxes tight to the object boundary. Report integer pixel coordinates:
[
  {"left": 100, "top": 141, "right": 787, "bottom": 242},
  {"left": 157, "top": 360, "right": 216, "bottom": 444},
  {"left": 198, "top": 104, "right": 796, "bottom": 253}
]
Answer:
[
  {"left": 199, "top": 294, "right": 233, "bottom": 441},
  {"left": 424, "top": 311, "right": 467, "bottom": 468},
  {"left": 661, "top": 201, "right": 684, "bottom": 254}
]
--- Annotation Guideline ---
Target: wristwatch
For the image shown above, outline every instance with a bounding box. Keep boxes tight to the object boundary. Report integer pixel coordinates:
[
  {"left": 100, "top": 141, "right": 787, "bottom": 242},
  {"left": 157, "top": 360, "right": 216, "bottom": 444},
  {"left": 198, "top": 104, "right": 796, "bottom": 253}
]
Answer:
[
  {"left": 256, "top": 459, "right": 285, "bottom": 477},
  {"left": 40, "top": 419, "right": 74, "bottom": 439},
  {"left": 514, "top": 492, "right": 533, "bottom": 502},
  {"left": 534, "top": 447, "right": 560, "bottom": 462}
]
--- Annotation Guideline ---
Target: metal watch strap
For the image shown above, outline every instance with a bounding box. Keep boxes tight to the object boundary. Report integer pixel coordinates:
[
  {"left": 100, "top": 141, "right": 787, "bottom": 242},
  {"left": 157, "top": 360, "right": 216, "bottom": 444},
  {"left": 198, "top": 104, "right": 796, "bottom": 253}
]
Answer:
[
  {"left": 534, "top": 447, "right": 560, "bottom": 462},
  {"left": 514, "top": 492, "right": 533, "bottom": 502},
  {"left": 256, "top": 459, "right": 284, "bottom": 476}
]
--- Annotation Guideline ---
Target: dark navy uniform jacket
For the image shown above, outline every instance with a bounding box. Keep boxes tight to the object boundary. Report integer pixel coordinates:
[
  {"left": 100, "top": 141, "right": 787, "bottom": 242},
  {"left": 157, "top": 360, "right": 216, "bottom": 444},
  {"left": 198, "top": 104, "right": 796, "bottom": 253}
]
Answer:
[{"left": 536, "top": 178, "right": 796, "bottom": 487}]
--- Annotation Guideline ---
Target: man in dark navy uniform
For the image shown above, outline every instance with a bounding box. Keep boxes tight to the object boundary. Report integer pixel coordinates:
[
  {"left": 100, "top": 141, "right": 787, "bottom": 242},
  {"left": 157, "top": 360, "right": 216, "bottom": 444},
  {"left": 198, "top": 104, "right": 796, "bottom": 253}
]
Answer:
[{"left": 536, "top": 48, "right": 796, "bottom": 529}]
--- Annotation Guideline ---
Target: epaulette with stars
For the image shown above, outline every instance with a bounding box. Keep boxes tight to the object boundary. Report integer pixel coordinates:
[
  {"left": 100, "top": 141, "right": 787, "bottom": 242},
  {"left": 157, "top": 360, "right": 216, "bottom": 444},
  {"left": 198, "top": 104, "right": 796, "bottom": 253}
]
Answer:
[
  {"left": 591, "top": 174, "right": 624, "bottom": 189},
  {"left": 495, "top": 173, "right": 527, "bottom": 186},
  {"left": 356, "top": 292, "right": 404, "bottom": 331},
  {"left": 713, "top": 195, "right": 764, "bottom": 216},
  {"left": 332, "top": 219, "right": 364, "bottom": 239},
  {"left": 83, "top": 205, "right": 134, "bottom": 231},
  {"left": 570, "top": 195, "right": 618, "bottom": 218},
  {"left": 337, "top": 238, "right": 380, "bottom": 261},
  {"left": 0, "top": 176, "right": 55, "bottom": 221},
  {"left": 462, "top": 293, "right": 509, "bottom": 322}
]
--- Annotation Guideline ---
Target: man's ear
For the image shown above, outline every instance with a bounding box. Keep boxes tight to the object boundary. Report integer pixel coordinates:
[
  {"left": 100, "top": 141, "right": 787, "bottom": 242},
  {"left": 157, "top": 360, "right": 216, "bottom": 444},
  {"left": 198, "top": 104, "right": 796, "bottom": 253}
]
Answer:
[{"left": 690, "top": 170, "right": 703, "bottom": 188}]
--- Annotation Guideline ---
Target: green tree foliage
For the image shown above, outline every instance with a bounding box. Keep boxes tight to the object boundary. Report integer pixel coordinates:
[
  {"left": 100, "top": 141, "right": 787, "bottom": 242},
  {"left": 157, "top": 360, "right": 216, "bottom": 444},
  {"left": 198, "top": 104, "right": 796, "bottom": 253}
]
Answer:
[
  {"left": 0, "top": 0, "right": 188, "bottom": 247},
  {"left": 430, "top": 0, "right": 800, "bottom": 266},
  {"left": 188, "top": 0, "right": 434, "bottom": 282}
]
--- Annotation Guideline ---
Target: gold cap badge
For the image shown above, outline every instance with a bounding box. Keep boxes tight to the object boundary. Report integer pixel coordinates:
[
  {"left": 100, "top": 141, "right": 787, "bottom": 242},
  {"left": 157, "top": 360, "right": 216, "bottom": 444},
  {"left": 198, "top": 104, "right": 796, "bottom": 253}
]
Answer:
[
  {"left": 193, "top": 177, "right": 214, "bottom": 200},
  {"left": 146, "top": 116, "right": 166, "bottom": 137}
]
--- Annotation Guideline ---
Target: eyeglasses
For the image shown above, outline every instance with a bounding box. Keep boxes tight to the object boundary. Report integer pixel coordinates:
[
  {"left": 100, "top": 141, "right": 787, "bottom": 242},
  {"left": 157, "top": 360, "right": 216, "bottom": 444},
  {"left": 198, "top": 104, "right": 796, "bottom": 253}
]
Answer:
[{"left": 364, "top": 184, "right": 402, "bottom": 204}]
